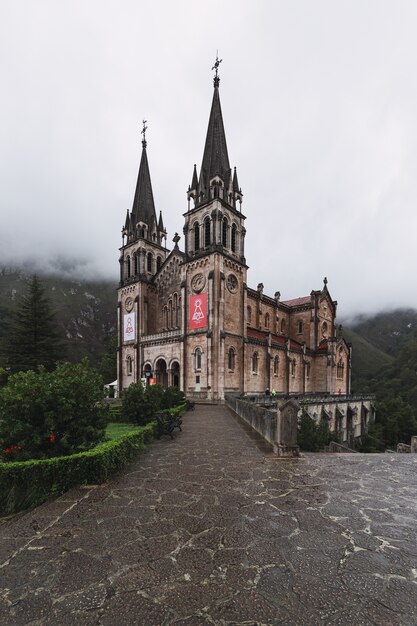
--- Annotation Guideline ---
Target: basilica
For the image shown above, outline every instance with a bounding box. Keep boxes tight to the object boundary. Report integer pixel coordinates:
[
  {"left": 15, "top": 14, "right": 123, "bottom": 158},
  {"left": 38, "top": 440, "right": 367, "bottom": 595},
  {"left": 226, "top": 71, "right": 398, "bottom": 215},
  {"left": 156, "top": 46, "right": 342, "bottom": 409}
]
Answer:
[{"left": 117, "top": 65, "right": 352, "bottom": 402}]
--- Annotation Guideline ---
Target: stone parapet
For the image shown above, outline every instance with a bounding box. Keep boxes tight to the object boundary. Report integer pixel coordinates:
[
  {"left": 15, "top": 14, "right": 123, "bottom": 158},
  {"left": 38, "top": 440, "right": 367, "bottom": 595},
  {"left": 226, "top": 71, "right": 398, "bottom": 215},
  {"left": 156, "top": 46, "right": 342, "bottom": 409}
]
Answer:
[{"left": 225, "top": 394, "right": 277, "bottom": 446}]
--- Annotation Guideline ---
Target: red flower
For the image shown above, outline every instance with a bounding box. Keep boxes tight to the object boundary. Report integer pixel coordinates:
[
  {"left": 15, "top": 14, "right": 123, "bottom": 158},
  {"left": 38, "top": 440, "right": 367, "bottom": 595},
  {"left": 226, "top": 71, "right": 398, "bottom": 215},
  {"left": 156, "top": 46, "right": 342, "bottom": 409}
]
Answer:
[{"left": 49, "top": 434, "right": 55, "bottom": 443}]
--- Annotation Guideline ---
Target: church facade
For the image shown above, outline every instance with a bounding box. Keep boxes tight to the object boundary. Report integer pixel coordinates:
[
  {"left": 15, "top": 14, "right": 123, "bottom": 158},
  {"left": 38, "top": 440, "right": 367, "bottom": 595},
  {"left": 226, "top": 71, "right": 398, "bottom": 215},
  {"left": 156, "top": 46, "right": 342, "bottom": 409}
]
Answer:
[{"left": 117, "top": 68, "right": 352, "bottom": 402}]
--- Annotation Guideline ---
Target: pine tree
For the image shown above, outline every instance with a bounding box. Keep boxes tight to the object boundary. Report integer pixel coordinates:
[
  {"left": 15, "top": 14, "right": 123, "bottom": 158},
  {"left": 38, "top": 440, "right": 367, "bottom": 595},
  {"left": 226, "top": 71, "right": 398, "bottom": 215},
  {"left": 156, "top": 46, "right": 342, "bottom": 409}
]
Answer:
[{"left": 5, "top": 275, "right": 63, "bottom": 372}]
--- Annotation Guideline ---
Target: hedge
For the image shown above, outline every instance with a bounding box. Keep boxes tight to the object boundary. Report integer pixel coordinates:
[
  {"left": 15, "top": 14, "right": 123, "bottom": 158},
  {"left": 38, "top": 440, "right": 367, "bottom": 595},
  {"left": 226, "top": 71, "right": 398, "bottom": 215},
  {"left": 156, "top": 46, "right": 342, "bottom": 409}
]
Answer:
[{"left": 0, "top": 422, "right": 156, "bottom": 517}]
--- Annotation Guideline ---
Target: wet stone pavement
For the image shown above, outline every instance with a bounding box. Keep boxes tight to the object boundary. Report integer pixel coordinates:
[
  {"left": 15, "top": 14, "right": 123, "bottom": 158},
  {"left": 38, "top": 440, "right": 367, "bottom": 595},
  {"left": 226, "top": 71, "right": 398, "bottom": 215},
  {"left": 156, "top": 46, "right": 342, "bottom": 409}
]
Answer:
[{"left": 1, "top": 405, "right": 417, "bottom": 626}]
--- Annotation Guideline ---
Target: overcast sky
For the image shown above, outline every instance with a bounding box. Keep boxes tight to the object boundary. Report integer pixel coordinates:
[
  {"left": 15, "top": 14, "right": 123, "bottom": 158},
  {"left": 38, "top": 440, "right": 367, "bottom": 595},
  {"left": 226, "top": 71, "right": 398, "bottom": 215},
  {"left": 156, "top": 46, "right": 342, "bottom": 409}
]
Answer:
[{"left": 1, "top": 1, "right": 417, "bottom": 318}]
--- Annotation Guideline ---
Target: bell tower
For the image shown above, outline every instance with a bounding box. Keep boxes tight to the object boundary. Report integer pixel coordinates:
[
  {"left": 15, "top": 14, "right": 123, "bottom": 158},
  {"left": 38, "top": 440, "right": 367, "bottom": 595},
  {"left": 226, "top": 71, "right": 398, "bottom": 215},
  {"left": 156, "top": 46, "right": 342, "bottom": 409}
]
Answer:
[
  {"left": 183, "top": 58, "right": 248, "bottom": 401},
  {"left": 117, "top": 123, "right": 168, "bottom": 394}
]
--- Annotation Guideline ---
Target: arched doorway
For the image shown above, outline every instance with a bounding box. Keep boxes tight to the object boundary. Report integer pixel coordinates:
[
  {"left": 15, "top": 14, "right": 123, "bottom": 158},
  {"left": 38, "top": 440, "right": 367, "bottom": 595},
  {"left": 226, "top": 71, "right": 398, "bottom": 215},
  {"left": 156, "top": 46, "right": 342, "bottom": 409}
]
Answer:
[
  {"left": 171, "top": 361, "right": 180, "bottom": 387},
  {"left": 155, "top": 358, "right": 168, "bottom": 387},
  {"left": 143, "top": 363, "right": 152, "bottom": 384}
]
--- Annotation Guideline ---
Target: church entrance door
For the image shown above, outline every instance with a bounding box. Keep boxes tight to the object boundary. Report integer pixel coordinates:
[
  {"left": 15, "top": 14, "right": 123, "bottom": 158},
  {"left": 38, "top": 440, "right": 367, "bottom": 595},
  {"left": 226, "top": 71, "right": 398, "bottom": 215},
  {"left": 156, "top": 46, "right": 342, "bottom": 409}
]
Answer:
[
  {"left": 171, "top": 361, "right": 180, "bottom": 387},
  {"left": 155, "top": 358, "right": 168, "bottom": 387}
]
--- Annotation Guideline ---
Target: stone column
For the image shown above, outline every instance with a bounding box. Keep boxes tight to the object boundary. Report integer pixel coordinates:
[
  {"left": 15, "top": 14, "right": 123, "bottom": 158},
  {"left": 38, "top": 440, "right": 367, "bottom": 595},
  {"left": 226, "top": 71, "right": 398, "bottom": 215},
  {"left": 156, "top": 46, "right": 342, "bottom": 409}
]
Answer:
[{"left": 274, "top": 399, "right": 300, "bottom": 457}]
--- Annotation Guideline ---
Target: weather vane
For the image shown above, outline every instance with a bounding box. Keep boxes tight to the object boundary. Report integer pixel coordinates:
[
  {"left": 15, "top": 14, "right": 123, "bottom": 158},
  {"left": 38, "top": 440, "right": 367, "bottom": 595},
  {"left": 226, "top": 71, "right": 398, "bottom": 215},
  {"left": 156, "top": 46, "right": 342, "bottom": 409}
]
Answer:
[
  {"left": 141, "top": 119, "right": 148, "bottom": 147},
  {"left": 212, "top": 53, "right": 222, "bottom": 86}
]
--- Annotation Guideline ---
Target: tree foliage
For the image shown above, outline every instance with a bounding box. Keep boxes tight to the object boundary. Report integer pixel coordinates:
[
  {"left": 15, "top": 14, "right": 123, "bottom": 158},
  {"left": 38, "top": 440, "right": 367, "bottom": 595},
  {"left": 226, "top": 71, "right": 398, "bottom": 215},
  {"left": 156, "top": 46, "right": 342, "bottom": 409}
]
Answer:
[
  {"left": 297, "top": 412, "right": 333, "bottom": 452},
  {"left": 121, "top": 383, "right": 185, "bottom": 426},
  {"left": 4, "top": 275, "right": 63, "bottom": 373},
  {"left": 0, "top": 360, "right": 108, "bottom": 461}
]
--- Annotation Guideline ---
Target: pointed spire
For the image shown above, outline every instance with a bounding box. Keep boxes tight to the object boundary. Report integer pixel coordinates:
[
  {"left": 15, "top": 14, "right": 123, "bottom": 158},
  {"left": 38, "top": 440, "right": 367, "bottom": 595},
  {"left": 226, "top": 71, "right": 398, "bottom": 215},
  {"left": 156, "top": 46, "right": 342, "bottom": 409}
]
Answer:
[
  {"left": 131, "top": 122, "right": 157, "bottom": 228},
  {"left": 232, "top": 167, "right": 240, "bottom": 192},
  {"left": 124, "top": 209, "right": 130, "bottom": 230},
  {"left": 199, "top": 61, "right": 230, "bottom": 189},
  {"left": 191, "top": 164, "right": 198, "bottom": 191},
  {"left": 158, "top": 210, "right": 164, "bottom": 231}
]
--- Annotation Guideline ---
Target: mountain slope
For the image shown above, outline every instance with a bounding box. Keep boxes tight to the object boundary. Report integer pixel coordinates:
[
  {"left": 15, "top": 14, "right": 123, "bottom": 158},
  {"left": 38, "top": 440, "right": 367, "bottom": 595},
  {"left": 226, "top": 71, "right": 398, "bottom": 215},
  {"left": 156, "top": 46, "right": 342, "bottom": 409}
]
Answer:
[
  {"left": 0, "top": 268, "right": 117, "bottom": 371},
  {"left": 342, "top": 327, "right": 394, "bottom": 390}
]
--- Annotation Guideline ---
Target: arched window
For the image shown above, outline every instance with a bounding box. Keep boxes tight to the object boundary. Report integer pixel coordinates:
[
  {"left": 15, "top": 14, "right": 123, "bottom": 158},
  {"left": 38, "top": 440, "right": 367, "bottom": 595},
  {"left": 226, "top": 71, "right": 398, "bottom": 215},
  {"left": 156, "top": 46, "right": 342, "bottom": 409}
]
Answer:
[
  {"left": 163, "top": 306, "right": 168, "bottom": 328},
  {"left": 265, "top": 313, "right": 270, "bottom": 329},
  {"left": 126, "top": 355, "right": 133, "bottom": 375},
  {"left": 156, "top": 256, "right": 161, "bottom": 272},
  {"left": 247, "top": 306, "right": 252, "bottom": 323},
  {"left": 337, "top": 359, "right": 344, "bottom": 379},
  {"left": 194, "top": 222, "right": 200, "bottom": 251},
  {"left": 252, "top": 352, "right": 258, "bottom": 374},
  {"left": 322, "top": 321, "right": 328, "bottom": 337},
  {"left": 134, "top": 252, "right": 140, "bottom": 275},
  {"left": 273, "top": 356, "right": 279, "bottom": 375},
  {"left": 281, "top": 318, "right": 285, "bottom": 334},
  {"left": 297, "top": 320, "right": 303, "bottom": 334},
  {"left": 127, "top": 255, "right": 131, "bottom": 278},
  {"left": 147, "top": 252, "right": 153, "bottom": 273},
  {"left": 291, "top": 359, "right": 296, "bottom": 377},
  {"left": 222, "top": 217, "right": 228, "bottom": 247},
  {"left": 228, "top": 347, "right": 235, "bottom": 371},
  {"left": 168, "top": 299, "right": 173, "bottom": 328},
  {"left": 195, "top": 348, "right": 202, "bottom": 370},
  {"left": 231, "top": 224, "right": 237, "bottom": 252},
  {"left": 204, "top": 217, "right": 211, "bottom": 247},
  {"left": 140, "top": 227, "right": 145, "bottom": 238},
  {"left": 174, "top": 294, "right": 178, "bottom": 327},
  {"left": 306, "top": 362, "right": 311, "bottom": 379}
]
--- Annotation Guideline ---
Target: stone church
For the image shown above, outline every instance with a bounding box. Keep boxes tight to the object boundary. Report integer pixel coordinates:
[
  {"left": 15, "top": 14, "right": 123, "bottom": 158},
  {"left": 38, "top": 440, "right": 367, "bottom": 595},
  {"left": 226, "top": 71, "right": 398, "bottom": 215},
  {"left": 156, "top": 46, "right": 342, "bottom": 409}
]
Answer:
[{"left": 117, "top": 66, "right": 352, "bottom": 403}]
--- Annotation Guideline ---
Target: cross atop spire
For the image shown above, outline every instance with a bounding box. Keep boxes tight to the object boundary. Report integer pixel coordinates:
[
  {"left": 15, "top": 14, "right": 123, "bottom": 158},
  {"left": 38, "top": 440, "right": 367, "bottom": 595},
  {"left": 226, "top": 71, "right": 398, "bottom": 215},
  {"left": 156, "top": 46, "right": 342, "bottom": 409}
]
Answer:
[
  {"left": 141, "top": 119, "right": 148, "bottom": 148},
  {"left": 211, "top": 53, "right": 222, "bottom": 88}
]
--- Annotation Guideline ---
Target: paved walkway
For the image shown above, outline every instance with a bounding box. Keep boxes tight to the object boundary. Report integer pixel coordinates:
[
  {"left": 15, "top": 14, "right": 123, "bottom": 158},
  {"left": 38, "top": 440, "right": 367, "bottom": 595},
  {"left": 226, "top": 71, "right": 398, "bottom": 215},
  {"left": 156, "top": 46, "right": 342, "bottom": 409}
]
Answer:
[{"left": 1, "top": 405, "right": 417, "bottom": 626}]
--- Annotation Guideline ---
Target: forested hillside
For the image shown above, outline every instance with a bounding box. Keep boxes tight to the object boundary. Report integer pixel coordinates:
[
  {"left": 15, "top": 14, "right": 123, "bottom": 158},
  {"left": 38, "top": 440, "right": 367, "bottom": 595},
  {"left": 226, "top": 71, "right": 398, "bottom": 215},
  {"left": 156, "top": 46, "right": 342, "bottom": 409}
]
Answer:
[
  {"left": 0, "top": 268, "right": 117, "bottom": 381},
  {"left": 343, "top": 309, "right": 417, "bottom": 450}
]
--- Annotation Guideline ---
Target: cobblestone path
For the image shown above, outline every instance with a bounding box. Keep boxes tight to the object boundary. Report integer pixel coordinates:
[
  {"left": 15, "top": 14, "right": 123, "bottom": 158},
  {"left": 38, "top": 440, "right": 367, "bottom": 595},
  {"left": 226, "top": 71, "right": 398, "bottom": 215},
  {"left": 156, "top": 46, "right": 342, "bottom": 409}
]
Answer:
[{"left": 1, "top": 405, "right": 417, "bottom": 625}]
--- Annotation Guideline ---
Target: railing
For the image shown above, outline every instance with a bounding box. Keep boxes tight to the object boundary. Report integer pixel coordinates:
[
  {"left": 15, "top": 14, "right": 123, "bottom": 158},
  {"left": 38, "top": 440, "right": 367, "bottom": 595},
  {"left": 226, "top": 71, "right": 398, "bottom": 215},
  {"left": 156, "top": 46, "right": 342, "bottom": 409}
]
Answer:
[
  {"left": 141, "top": 330, "right": 182, "bottom": 342},
  {"left": 244, "top": 393, "right": 375, "bottom": 406}
]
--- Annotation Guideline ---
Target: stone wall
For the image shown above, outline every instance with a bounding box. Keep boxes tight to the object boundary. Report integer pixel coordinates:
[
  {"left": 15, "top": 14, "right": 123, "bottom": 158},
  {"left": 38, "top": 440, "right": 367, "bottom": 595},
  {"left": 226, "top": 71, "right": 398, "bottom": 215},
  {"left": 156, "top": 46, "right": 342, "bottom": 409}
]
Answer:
[
  {"left": 225, "top": 394, "right": 277, "bottom": 445},
  {"left": 232, "top": 393, "right": 375, "bottom": 448}
]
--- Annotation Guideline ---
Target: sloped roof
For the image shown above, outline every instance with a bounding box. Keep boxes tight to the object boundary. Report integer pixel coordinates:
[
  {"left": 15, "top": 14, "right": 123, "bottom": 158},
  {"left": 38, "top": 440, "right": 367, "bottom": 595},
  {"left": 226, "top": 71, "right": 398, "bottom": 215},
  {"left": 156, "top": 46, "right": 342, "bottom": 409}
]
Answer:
[
  {"left": 281, "top": 296, "right": 311, "bottom": 307},
  {"left": 199, "top": 83, "right": 230, "bottom": 185},
  {"left": 131, "top": 142, "right": 157, "bottom": 227}
]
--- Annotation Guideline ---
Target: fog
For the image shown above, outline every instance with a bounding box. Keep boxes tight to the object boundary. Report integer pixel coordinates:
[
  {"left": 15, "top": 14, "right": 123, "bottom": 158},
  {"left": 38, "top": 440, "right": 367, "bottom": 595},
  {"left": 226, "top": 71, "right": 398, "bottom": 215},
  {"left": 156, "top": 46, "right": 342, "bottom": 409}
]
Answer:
[{"left": 1, "top": 0, "right": 417, "bottom": 317}]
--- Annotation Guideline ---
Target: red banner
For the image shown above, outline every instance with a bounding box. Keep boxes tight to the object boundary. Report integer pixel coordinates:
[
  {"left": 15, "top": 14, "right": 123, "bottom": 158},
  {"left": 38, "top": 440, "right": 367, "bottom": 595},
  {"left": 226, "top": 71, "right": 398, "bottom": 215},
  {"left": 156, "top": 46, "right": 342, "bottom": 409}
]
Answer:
[{"left": 189, "top": 292, "right": 208, "bottom": 329}]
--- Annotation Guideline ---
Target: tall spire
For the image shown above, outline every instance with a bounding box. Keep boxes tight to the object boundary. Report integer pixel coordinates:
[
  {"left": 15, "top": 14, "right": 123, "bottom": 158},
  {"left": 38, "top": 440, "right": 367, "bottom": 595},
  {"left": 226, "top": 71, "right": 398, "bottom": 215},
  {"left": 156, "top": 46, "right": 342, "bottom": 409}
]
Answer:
[
  {"left": 199, "top": 56, "right": 230, "bottom": 189},
  {"left": 131, "top": 121, "right": 157, "bottom": 227}
]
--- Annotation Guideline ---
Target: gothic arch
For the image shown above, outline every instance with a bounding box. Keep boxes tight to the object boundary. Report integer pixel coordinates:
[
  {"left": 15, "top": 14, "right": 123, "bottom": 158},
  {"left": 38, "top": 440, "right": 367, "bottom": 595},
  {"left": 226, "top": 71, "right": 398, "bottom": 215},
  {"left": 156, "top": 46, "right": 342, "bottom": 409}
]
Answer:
[
  {"left": 154, "top": 357, "right": 168, "bottom": 387},
  {"left": 204, "top": 216, "right": 211, "bottom": 247},
  {"left": 231, "top": 223, "right": 238, "bottom": 253}
]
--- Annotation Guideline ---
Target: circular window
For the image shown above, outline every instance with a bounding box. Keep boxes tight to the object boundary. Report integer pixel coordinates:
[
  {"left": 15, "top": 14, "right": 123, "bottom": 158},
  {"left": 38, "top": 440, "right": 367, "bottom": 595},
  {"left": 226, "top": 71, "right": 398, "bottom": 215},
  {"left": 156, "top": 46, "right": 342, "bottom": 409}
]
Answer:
[
  {"left": 125, "top": 297, "right": 134, "bottom": 312},
  {"left": 227, "top": 273, "right": 238, "bottom": 293},
  {"left": 191, "top": 273, "right": 206, "bottom": 293}
]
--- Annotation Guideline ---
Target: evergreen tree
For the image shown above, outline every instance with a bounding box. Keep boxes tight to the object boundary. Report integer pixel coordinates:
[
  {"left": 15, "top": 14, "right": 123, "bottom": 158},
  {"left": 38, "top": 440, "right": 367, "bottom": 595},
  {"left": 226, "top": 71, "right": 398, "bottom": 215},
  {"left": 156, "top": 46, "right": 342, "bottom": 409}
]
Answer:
[{"left": 5, "top": 275, "right": 63, "bottom": 372}]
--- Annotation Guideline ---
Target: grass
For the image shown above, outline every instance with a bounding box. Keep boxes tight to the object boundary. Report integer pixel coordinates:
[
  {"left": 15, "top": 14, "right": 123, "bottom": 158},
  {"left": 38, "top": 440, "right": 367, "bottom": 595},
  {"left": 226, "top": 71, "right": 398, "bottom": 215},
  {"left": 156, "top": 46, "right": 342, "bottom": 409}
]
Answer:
[{"left": 106, "top": 422, "right": 139, "bottom": 440}]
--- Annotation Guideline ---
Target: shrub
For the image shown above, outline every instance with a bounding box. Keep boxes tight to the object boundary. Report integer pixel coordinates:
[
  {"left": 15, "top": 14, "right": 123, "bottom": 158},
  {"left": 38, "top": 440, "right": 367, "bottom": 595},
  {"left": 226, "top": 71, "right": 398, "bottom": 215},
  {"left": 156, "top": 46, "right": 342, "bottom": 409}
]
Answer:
[
  {"left": 0, "top": 360, "right": 108, "bottom": 462},
  {"left": 121, "top": 384, "right": 185, "bottom": 425},
  {"left": 297, "top": 412, "right": 332, "bottom": 451},
  {"left": 0, "top": 422, "right": 156, "bottom": 516}
]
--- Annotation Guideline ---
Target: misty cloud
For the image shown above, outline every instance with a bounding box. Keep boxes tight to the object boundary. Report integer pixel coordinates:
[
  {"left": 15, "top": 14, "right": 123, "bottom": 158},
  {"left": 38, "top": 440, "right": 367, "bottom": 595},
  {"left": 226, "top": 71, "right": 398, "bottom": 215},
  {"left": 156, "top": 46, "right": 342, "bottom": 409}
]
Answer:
[{"left": 1, "top": 0, "right": 417, "bottom": 316}]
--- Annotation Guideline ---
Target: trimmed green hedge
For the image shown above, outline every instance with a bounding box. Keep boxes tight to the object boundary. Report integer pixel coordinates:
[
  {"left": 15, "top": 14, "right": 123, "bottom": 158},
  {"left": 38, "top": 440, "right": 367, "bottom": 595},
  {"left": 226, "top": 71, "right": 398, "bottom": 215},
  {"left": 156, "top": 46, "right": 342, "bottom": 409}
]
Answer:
[{"left": 0, "top": 422, "right": 156, "bottom": 517}]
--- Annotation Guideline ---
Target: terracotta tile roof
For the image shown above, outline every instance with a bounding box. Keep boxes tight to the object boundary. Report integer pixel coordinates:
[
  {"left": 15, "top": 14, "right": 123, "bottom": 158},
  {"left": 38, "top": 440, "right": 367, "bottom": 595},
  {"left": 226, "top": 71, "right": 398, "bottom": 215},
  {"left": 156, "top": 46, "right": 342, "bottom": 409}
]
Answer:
[
  {"left": 247, "top": 328, "right": 268, "bottom": 341},
  {"left": 247, "top": 328, "right": 304, "bottom": 350},
  {"left": 281, "top": 295, "right": 311, "bottom": 307},
  {"left": 316, "top": 340, "right": 328, "bottom": 353}
]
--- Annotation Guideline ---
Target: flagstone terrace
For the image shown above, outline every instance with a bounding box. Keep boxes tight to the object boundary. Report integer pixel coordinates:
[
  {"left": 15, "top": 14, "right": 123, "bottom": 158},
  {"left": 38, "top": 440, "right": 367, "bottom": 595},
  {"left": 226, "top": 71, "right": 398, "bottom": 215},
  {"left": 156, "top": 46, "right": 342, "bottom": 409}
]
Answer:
[{"left": 1, "top": 404, "right": 416, "bottom": 625}]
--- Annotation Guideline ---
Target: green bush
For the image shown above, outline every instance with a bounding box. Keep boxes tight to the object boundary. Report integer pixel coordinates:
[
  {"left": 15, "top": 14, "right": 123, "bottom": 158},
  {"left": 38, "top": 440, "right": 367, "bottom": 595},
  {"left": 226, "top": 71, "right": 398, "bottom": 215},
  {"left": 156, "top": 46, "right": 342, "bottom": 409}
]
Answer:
[
  {"left": 0, "top": 422, "right": 156, "bottom": 516},
  {"left": 297, "top": 412, "right": 332, "bottom": 451},
  {"left": 121, "top": 383, "right": 185, "bottom": 425},
  {"left": 0, "top": 360, "right": 108, "bottom": 462}
]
